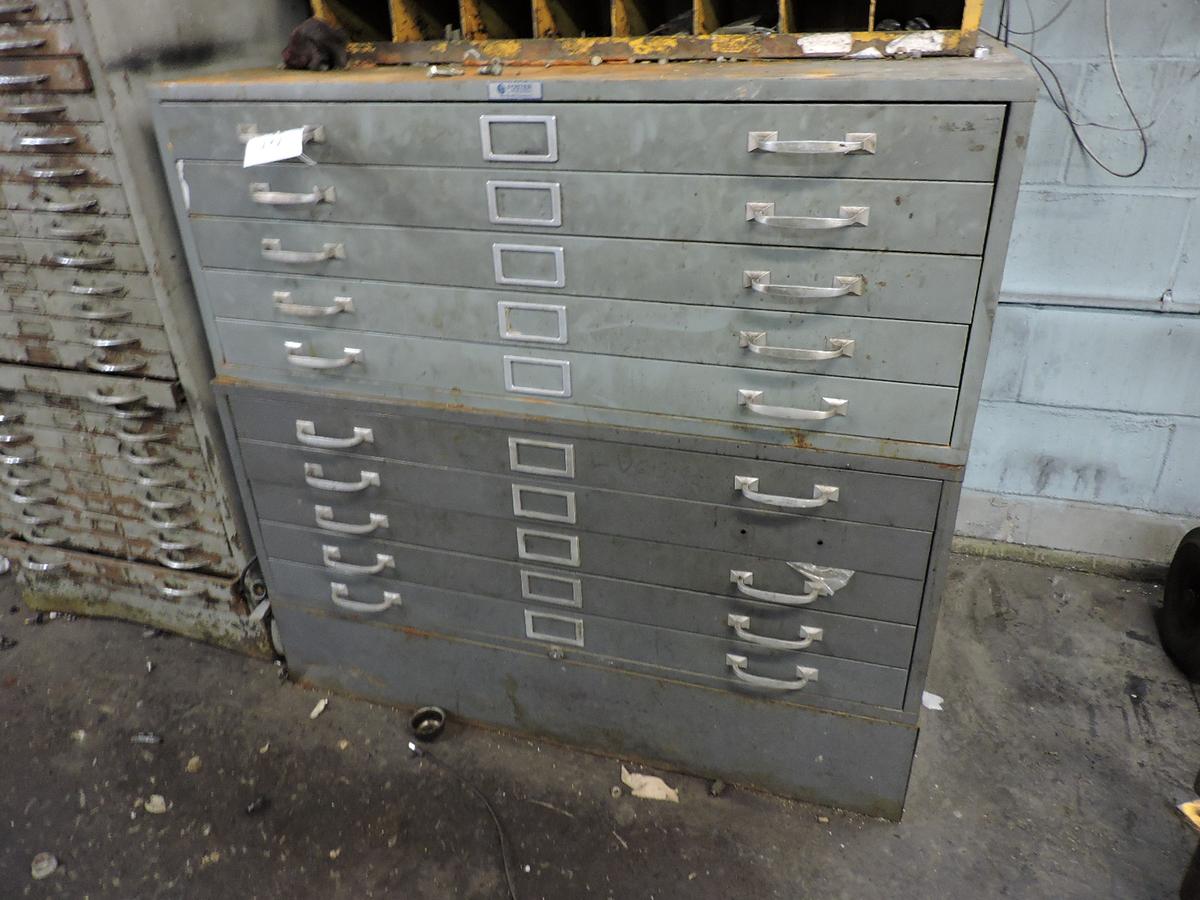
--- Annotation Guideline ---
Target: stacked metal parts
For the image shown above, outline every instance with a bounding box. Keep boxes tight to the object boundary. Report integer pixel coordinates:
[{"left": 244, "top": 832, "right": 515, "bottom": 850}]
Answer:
[
  {"left": 152, "top": 52, "right": 1035, "bottom": 816},
  {"left": 0, "top": 1, "right": 262, "bottom": 654}
]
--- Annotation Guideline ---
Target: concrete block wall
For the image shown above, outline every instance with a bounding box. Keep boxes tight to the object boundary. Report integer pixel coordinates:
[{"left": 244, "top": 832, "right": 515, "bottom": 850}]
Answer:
[{"left": 959, "top": 0, "right": 1200, "bottom": 565}]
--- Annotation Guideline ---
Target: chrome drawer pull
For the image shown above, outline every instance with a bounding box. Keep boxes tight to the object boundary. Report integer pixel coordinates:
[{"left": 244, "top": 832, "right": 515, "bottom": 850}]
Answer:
[
  {"left": 314, "top": 505, "right": 388, "bottom": 535},
  {"left": 295, "top": 420, "right": 373, "bottom": 449},
  {"left": 0, "top": 429, "right": 31, "bottom": 443},
  {"left": 115, "top": 425, "right": 166, "bottom": 443},
  {"left": 738, "top": 332, "right": 855, "bottom": 362},
  {"left": 743, "top": 270, "right": 865, "bottom": 300},
  {"left": 87, "top": 352, "right": 145, "bottom": 374},
  {"left": 733, "top": 476, "right": 839, "bottom": 510},
  {"left": 273, "top": 291, "right": 353, "bottom": 317},
  {"left": 23, "top": 555, "right": 69, "bottom": 574},
  {"left": 727, "top": 614, "right": 823, "bottom": 650},
  {"left": 322, "top": 544, "right": 394, "bottom": 575},
  {"left": 18, "top": 133, "right": 71, "bottom": 147},
  {"left": 304, "top": 463, "right": 379, "bottom": 493},
  {"left": 0, "top": 38, "right": 46, "bottom": 52},
  {"left": 70, "top": 281, "right": 122, "bottom": 295},
  {"left": 737, "top": 390, "right": 847, "bottom": 422},
  {"left": 22, "top": 524, "right": 63, "bottom": 544},
  {"left": 0, "top": 412, "right": 20, "bottom": 424},
  {"left": 122, "top": 447, "right": 170, "bottom": 466},
  {"left": 237, "top": 123, "right": 325, "bottom": 144},
  {"left": 110, "top": 404, "right": 158, "bottom": 420},
  {"left": 50, "top": 224, "right": 104, "bottom": 240},
  {"left": 7, "top": 485, "right": 51, "bottom": 504},
  {"left": 52, "top": 253, "right": 114, "bottom": 268},
  {"left": 46, "top": 198, "right": 99, "bottom": 213},
  {"left": 71, "top": 302, "right": 130, "bottom": 321},
  {"left": 20, "top": 505, "right": 61, "bottom": 526},
  {"left": 250, "top": 182, "right": 335, "bottom": 206},
  {"left": 746, "top": 202, "right": 869, "bottom": 231},
  {"left": 747, "top": 131, "right": 876, "bottom": 155},
  {"left": 330, "top": 581, "right": 399, "bottom": 613},
  {"left": 6, "top": 104, "right": 65, "bottom": 116},
  {"left": 87, "top": 387, "right": 145, "bottom": 406},
  {"left": 1, "top": 465, "right": 46, "bottom": 486},
  {"left": 0, "top": 3, "right": 36, "bottom": 13},
  {"left": 730, "top": 569, "right": 820, "bottom": 606},
  {"left": 261, "top": 238, "right": 344, "bottom": 264},
  {"left": 157, "top": 550, "right": 205, "bottom": 571},
  {"left": 152, "top": 533, "right": 195, "bottom": 551},
  {"left": 285, "top": 341, "right": 361, "bottom": 370},
  {"left": 27, "top": 167, "right": 86, "bottom": 180},
  {"left": 136, "top": 488, "right": 189, "bottom": 511},
  {"left": 726, "top": 653, "right": 818, "bottom": 691},
  {"left": 160, "top": 581, "right": 207, "bottom": 600},
  {"left": 136, "top": 471, "right": 181, "bottom": 488},
  {"left": 2, "top": 445, "right": 36, "bottom": 464},
  {"left": 149, "top": 510, "right": 195, "bottom": 530},
  {"left": 0, "top": 73, "right": 49, "bottom": 87},
  {"left": 85, "top": 328, "right": 138, "bottom": 349}
]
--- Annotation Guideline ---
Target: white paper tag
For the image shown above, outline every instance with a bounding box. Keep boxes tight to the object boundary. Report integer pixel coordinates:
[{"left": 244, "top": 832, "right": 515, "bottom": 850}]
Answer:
[{"left": 243, "top": 127, "right": 307, "bottom": 168}]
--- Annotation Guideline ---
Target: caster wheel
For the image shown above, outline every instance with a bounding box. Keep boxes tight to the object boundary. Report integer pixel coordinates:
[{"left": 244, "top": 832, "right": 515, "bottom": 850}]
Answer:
[{"left": 1156, "top": 528, "right": 1200, "bottom": 680}]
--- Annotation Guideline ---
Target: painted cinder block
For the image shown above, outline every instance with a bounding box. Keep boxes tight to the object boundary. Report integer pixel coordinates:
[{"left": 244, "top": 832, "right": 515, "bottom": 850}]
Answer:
[
  {"left": 982, "top": 0, "right": 1200, "bottom": 60},
  {"left": 1152, "top": 417, "right": 1200, "bottom": 518},
  {"left": 979, "top": 304, "right": 1031, "bottom": 401}
]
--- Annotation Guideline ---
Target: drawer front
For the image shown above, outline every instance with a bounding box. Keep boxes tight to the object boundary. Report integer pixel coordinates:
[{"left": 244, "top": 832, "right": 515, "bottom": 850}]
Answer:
[
  {"left": 206, "top": 271, "right": 968, "bottom": 386},
  {"left": 0, "top": 264, "right": 153, "bottom": 298},
  {"left": 0, "top": 289, "right": 163, "bottom": 325},
  {"left": 0, "top": 312, "right": 167, "bottom": 349},
  {"left": 0, "top": 151, "right": 119, "bottom": 184},
  {"left": 267, "top": 558, "right": 907, "bottom": 709},
  {"left": 0, "top": 121, "right": 109, "bottom": 154},
  {"left": 0, "top": 333, "right": 176, "bottom": 379},
  {"left": 5, "top": 448, "right": 214, "bottom": 493},
  {"left": 0, "top": 234, "right": 145, "bottom": 269},
  {"left": 184, "top": 162, "right": 990, "bottom": 255},
  {"left": 250, "top": 480, "right": 928, "bottom": 583},
  {"left": 227, "top": 390, "right": 943, "bottom": 530},
  {"left": 217, "top": 321, "right": 958, "bottom": 445},
  {"left": 260, "top": 519, "right": 923, "bottom": 626},
  {"left": 0, "top": 57, "right": 89, "bottom": 93},
  {"left": 190, "top": 219, "right": 982, "bottom": 323},
  {"left": 0, "top": 182, "right": 129, "bottom": 215},
  {"left": 1, "top": 93, "right": 99, "bottom": 122},
  {"left": 4, "top": 420, "right": 204, "bottom": 467},
  {"left": 0, "top": 363, "right": 180, "bottom": 408},
  {"left": 0, "top": 2, "right": 71, "bottom": 23},
  {"left": 239, "top": 442, "right": 931, "bottom": 578},
  {"left": 0, "top": 21, "right": 80, "bottom": 56},
  {"left": 0, "top": 394, "right": 198, "bottom": 448},
  {"left": 161, "top": 101, "right": 1004, "bottom": 181},
  {"left": 0, "top": 209, "right": 137, "bottom": 242}
]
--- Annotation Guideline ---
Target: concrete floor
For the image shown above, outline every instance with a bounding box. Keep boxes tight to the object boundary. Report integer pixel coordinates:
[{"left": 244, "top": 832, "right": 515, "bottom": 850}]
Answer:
[{"left": 1, "top": 555, "right": 1197, "bottom": 899}]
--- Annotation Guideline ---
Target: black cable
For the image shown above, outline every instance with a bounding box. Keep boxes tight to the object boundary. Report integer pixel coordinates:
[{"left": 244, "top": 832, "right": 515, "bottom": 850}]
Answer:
[{"left": 409, "top": 743, "right": 519, "bottom": 900}]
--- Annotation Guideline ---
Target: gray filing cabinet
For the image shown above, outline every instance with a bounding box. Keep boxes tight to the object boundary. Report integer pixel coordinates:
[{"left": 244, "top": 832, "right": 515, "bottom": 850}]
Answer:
[{"left": 152, "top": 51, "right": 1035, "bottom": 817}]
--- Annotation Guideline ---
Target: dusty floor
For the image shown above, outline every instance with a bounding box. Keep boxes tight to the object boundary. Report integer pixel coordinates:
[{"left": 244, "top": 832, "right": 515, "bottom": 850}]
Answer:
[{"left": 1, "top": 555, "right": 1197, "bottom": 899}]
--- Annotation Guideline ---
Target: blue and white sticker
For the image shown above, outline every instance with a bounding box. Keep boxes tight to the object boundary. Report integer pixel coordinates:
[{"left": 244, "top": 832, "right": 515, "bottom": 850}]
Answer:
[{"left": 488, "top": 81, "right": 543, "bottom": 101}]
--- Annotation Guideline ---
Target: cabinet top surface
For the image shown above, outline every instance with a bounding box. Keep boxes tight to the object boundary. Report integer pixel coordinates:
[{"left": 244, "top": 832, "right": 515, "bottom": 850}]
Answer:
[{"left": 152, "top": 43, "right": 1035, "bottom": 104}]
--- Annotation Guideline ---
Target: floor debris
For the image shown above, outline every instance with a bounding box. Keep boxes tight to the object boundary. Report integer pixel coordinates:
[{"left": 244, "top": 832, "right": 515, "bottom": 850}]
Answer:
[
  {"left": 186, "top": 756, "right": 202, "bottom": 774},
  {"left": 709, "top": 779, "right": 727, "bottom": 797},
  {"left": 309, "top": 698, "right": 329, "bottom": 720},
  {"left": 130, "top": 732, "right": 162, "bottom": 745},
  {"left": 922, "top": 691, "right": 945, "bottom": 711},
  {"left": 144, "top": 795, "right": 168, "bottom": 815},
  {"left": 245, "top": 796, "right": 269, "bottom": 816},
  {"left": 30, "top": 852, "right": 57, "bottom": 880},
  {"left": 0, "top": 634, "right": 16, "bottom": 650},
  {"left": 621, "top": 766, "right": 679, "bottom": 802}
]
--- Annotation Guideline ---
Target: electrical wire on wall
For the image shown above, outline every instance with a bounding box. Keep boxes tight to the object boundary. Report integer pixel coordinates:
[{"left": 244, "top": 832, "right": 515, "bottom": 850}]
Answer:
[{"left": 989, "top": 0, "right": 1150, "bottom": 178}]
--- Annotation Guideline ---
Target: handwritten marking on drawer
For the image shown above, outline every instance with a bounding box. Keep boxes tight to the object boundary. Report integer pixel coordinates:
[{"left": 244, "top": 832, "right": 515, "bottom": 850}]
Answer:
[{"left": 242, "top": 127, "right": 309, "bottom": 168}]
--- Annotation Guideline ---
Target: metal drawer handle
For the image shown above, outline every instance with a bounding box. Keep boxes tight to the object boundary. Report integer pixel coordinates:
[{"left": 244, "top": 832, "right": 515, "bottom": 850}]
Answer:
[
  {"left": 70, "top": 281, "right": 122, "bottom": 295},
  {"left": 50, "top": 224, "right": 104, "bottom": 240},
  {"left": 295, "top": 419, "right": 373, "bottom": 450},
  {"left": 737, "top": 390, "right": 847, "bottom": 422},
  {"left": 730, "top": 570, "right": 820, "bottom": 606},
  {"left": 160, "top": 581, "right": 207, "bottom": 600},
  {"left": 135, "top": 470, "right": 181, "bottom": 487},
  {"left": 85, "top": 328, "right": 139, "bottom": 349},
  {"left": 0, "top": 73, "right": 50, "bottom": 87},
  {"left": 71, "top": 302, "right": 130, "bottom": 321},
  {"left": 122, "top": 447, "right": 170, "bottom": 467},
  {"left": 22, "top": 524, "right": 64, "bottom": 544},
  {"left": 136, "top": 488, "right": 189, "bottom": 511},
  {"left": 330, "top": 581, "right": 399, "bottom": 613},
  {"left": 109, "top": 404, "right": 159, "bottom": 421},
  {"left": 87, "top": 387, "right": 145, "bottom": 406},
  {"left": 87, "top": 352, "right": 145, "bottom": 374},
  {"left": 314, "top": 505, "right": 388, "bottom": 535},
  {"left": 6, "top": 104, "right": 66, "bottom": 116},
  {"left": 157, "top": 550, "right": 205, "bottom": 571},
  {"left": 7, "top": 484, "right": 52, "bottom": 504},
  {"left": 18, "top": 134, "right": 72, "bottom": 147},
  {"left": 727, "top": 614, "right": 823, "bottom": 651},
  {"left": 0, "top": 37, "right": 47, "bottom": 51},
  {"left": 303, "top": 463, "right": 379, "bottom": 493},
  {"left": 152, "top": 532, "right": 195, "bottom": 551},
  {"left": 0, "top": 2, "right": 37, "bottom": 13},
  {"left": 20, "top": 505, "right": 61, "bottom": 526},
  {"left": 2, "top": 445, "right": 37, "bottom": 464},
  {"left": 747, "top": 131, "right": 876, "bottom": 155},
  {"left": 52, "top": 253, "right": 114, "bottom": 268},
  {"left": 0, "top": 429, "right": 31, "bottom": 443},
  {"left": 261, "top": 238, "right": 344, "bottom": 264},
  {"left": 733, "top": 476, "right": 839, "bottom": 510},
  {"left": 27, "top": 167, "right": 87, "bottom": 180},
  {"left": 0, "top": 412, "right": 21, "bottom": 424},
  {"left": 114, "top": 425, "right": 167, "bottom": 443},
  {"left": 743, "top": 271, "right": 865, "bottom": 300},
  {"left": 46, "top": 198, "right": 99, "bottom": 213},
  {"left": 285, "top": 341, "right": 361, "bottom": 370},
  {"left": 23, "top": 555, "right": 69, "bottom": 574},
  {"left": 1, "top": 465, "right": 46, "bottom": 486},
  {"left": 322, "top": 545, "right": 394, "bottom": 576},
  {"left": 738, "top": 332, "right": 855, "bottom": 362},
  {"left": 250, "top": 182, "right": 335, "bottom": 206},
  {"left": 726, "top": 653, "right": 818, "bottom": 691},
  {"left": 746, "top": 202, "right": 869, "bottom": 231},
  {"left": 150, "top": 509, "right": 195, "bottom": 530},
  {"left": 273, "top": 291, "right": 353, "bottom": 318}
]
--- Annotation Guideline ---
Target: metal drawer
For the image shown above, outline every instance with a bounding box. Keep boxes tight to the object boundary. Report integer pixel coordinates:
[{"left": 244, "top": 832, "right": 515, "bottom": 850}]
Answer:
[
  {"left": 0, "top": 289, "right": 164, "bottom": 325},
  {"left": 226, "top": 389, "right": 942, "bottom": 530},
  {"left": 0, "top": 333, "right": 176, "bottom": 379},
  {"left": 1, "top": 393, "right": 198, "bottom": 447},
  {"left": 159, "top": 101, "right": 1004, "bottom": 182},
  {"left": 190, "top": 219, "right": 982, "bottom": 323},
  {"left": 184, "top": 161, "right": 990, "bottom": 255},
  {"left": 0, "top": 312, "right": 166, "bottom": 349},
  {"left": 0, "top": 470, "right": 209, "bottom": 521},
  {"left": 2, "top": 454, "right": 216, "bottom": 497},
  {"left": 207, "top": 270, "right": 967, "bottom": 385},
  {"left": 0, "top": 182, "right": 129, "bottom": 215},
  {"left": 267, "top": 559, "right": 907, "bottom": 709},
  {"left": 0, "top": 210, "right": 138, "bottom": 242},
  {"left": 239, "top": 441, "right": 931, "bottom": 578},
  {"left": 0, "top": 57, "right": 89, "bottom": 93},
  {"left": 0, "top": 151, "right": 119, "bottom": 184},
  {"left": 1, "top": 92, "right": 99, "bottom": 122},
  {"left": 216, "top": 320, "right": 958, "bottom": 445},
  {"left": 6, "top": 422, "right": 203, "bottom": 467},
  {"left": 0, "top": 121, "right": 108, "bottom": 154},
  {"left": 0, "top": 264, "right": 153, "bottom": 298},
  {"left": 0, "top": 2, "right": 71, "bottom": 23},
  {"left": 0, "top": 234, "right": 145, "bottom": 269},
  {"left": 0, "top": 21, "right": 80, "bottom": 56},
  {"left": 249, "top": 479, "right": 929, "bottom": 583},
  {"left": 0, "top": 362, "right": 181, "bottom": 408}
]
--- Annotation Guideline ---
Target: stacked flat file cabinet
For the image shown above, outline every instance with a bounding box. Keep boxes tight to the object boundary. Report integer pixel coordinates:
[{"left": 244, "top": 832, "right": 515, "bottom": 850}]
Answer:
[
  {"left": 153, "top": 51, "right": 1035, "bottom": 816},
  {"left": 0, "top": 1, "right": 261, "bottom": 652}
]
